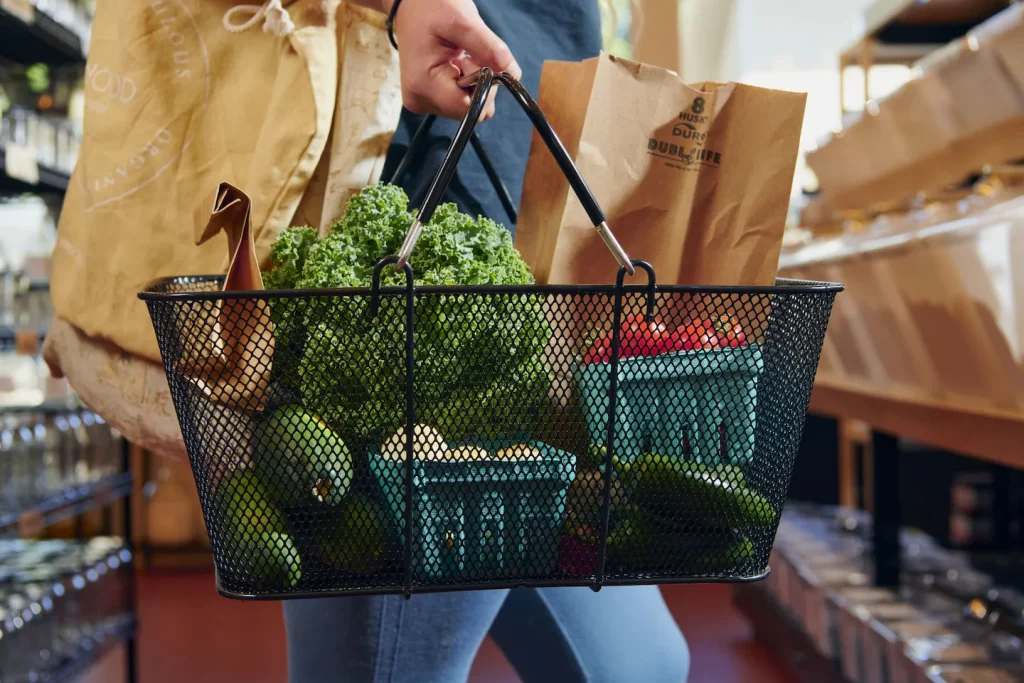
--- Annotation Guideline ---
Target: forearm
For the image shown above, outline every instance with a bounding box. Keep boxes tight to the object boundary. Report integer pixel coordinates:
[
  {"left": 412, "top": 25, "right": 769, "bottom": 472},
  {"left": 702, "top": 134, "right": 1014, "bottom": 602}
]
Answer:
[{"left": 348, "top": 0, "right": 394, "bottom": 14}]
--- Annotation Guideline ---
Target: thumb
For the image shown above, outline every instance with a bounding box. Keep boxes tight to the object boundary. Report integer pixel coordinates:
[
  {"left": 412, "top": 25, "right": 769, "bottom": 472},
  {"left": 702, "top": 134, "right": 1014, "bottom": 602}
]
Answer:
[{"left": 441, "top": 14, "right": 521, "bottom": 80}]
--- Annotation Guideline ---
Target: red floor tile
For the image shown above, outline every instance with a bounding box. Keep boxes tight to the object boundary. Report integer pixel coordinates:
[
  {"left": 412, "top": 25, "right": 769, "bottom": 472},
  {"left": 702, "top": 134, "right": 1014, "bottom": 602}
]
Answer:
[{"left": 128, "top": 572, "right": 792, "bottom": 683}]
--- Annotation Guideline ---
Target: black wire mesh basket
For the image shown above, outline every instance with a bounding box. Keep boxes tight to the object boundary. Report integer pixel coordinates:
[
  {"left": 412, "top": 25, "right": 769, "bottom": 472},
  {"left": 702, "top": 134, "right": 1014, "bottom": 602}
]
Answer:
[{"left": 139, "top": 70, "right": 842, "bottom": 600}]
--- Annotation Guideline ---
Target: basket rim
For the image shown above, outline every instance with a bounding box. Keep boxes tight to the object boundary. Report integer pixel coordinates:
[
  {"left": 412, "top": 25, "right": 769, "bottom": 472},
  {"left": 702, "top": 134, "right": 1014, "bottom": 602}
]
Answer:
[
  {"left": 212, "top": 568, "right": 773, "bottom": 601},
  {"left": 137, "top": 275, "right": 844, "bottom": 301}
]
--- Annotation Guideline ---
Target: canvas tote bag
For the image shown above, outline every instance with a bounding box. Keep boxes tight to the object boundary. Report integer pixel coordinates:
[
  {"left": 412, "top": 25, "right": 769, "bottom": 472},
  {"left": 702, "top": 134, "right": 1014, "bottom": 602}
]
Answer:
[{"left": 43, "top": 0, "right": 402, "bottom": 457}]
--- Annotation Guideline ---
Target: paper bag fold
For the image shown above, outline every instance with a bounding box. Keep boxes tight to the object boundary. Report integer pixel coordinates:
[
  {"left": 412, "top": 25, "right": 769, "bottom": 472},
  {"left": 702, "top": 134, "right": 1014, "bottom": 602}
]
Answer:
[{"left": 179, "top": 183, "right": 274, "bottom": 412}]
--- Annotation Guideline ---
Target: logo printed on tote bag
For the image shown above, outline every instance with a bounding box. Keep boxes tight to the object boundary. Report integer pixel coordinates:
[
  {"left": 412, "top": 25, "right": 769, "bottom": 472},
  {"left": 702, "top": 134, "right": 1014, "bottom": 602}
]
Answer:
[
  {"left": 79, "top": 0, "right": 210, "bottom": 211},
  {"left": 646, "top": 97, "right": 721, "bottom": 171}
]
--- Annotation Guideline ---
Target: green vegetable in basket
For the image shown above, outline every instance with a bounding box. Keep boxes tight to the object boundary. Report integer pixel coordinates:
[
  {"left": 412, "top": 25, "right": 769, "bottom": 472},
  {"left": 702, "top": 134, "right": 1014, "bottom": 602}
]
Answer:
[
  {"left": 216, "top": 469, "right": 302, "bottom": 588},
  {"left": 584, "top": 444, "right": 628, "bottom": 475},
  {"left": 262, "top": 226, "right": 320, "bottom": 392},
  {"left": 316, "top": 494, "right": 395, "bottom": 574},
  {"left": 691, "top": 535, "right": 756, "bottom": 573},
  {"left": 262, "top": 183, "right": 552, "bottom": 446},
  {"left": 253, "top": 405, "right": 353, "bottom": 507},
  {"left": 620, "top": 453, "right": 774, "bottom": 527},
  {"left": 605, "top": 510, "right": 755, "bottom": 573}
]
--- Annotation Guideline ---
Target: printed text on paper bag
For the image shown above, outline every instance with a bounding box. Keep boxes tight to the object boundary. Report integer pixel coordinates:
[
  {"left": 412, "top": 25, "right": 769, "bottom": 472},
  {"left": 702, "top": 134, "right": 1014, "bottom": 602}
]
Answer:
[{"left": 647, "top": 97, "right": 722, "bottom": 171}]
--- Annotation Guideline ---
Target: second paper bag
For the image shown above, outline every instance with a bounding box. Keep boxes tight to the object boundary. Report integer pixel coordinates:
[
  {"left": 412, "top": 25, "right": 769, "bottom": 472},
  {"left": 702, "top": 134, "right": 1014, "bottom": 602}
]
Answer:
[{"left": 517, "top": 53, "right": 806, "bottom": 286}]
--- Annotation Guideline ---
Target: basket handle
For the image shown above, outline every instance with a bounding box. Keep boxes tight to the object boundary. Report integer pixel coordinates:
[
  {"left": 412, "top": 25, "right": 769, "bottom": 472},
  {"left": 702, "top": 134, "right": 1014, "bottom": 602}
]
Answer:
[{"left": 394, "top": 68, "right": 633, "bottom": 276}]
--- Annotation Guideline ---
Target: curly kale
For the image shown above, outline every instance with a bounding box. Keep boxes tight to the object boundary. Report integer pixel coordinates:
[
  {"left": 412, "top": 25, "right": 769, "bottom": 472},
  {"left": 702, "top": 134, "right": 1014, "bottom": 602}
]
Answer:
[
  {"left": 262, "top": 226, "right": 320, "bottom": 392},
  {"left": 263, "top": 226, "right": 319, "bottom": 291},
  {"left": 262, "top": 183, "right": 551, "bottom": 448}
]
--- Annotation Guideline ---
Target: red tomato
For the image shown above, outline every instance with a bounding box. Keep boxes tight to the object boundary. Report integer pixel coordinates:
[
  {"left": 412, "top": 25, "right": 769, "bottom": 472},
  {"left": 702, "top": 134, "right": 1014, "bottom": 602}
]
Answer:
[
  {"left": 713, "top": 315, "right": 749, "bottom": 348},
  {"left": 665, "top": 329, "right": 694, "bottom": 352},
  {"left": 619, "top": 314, "right": 669, "bottom": 358},
  {"left": 722, "top": 328, "right": 748, "bottom": 348},
  {"left": 583, "top": 335, "right": 612, "bottom": 364},
  {"left": 697, "top": 330, "right": 721, "bottom": 350}
]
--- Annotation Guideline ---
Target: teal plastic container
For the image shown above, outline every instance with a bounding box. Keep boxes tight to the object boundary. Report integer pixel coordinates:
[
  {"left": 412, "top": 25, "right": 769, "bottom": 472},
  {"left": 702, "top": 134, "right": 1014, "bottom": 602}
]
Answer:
[
  {"left": 575, "top": 346, "right": 764, "bottom": 465},
  {"left": 368, "top": 440, "right": 576, "bottom": 581}
]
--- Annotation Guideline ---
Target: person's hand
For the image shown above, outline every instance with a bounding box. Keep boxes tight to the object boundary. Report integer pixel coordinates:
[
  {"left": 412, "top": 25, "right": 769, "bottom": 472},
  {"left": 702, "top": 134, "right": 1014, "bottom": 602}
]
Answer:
[{"left": 389, "top": 0, "right": 521, "bottom": 120}]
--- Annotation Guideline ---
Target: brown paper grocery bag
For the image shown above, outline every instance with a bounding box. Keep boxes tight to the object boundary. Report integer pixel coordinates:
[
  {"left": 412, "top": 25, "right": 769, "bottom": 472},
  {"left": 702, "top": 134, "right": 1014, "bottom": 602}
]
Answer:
[
  {"left": 843, "top": 107, "right": 915, "bottom": 184},
  {"left": 517, "top": 53, "right": 807, "bottom": 288},
  {"left": 928, "top": 217, "right": 1024, "bottom": 411},
  {"left": 917, "top": 38, "right": 1024, "bottom": 137},
  {"left": 887, "top": 232, "right": 1019, "bottom": 411},
  {"left": 974, "top": 4, "right": 1024, "bottom": 94},
  {"left": 885, "top": 73, "right": 962, "bottom": 162},
  {"left": 806, "top": 129, "right": 875, "bottom": 196}
]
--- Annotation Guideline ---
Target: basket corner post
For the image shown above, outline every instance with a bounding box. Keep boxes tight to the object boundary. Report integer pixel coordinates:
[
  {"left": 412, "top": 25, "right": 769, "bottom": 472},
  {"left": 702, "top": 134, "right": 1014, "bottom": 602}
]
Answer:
[{"left": 383, "top": 257, "right": 416, "bottom": 600}]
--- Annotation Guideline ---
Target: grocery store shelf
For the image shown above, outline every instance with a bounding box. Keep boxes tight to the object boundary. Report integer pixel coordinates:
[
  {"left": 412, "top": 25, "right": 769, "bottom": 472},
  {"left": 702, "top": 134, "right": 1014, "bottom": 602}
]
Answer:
[
  {"left": 0, "top": 471, "right": 133, "bottom": 538},
  {"left": 809, "top": 381, "right": 1024, "bottom": 470},
  {"left": 0, "top": 393, "right": 82, "bottom": 414},
  {"left": 839, "top": 40, "right": 943, "bottom": 68},
  {"left": 47, "top": 615, "right": 136, "bottom": 683},
  {"left": 863, "top": 0, "right": 1009, "bottom": 45},
  {"left": 0, "top": 147, "right": 71, "bottom": 194},
  {"left": 0, "top": 5, "right": 85, "bottom": 65},
  {"left": 815, "top": 113, "right": 1024, "bottom": 214},
  {"left": 733, "top": 584, "right": 851, "bottom": 683}
]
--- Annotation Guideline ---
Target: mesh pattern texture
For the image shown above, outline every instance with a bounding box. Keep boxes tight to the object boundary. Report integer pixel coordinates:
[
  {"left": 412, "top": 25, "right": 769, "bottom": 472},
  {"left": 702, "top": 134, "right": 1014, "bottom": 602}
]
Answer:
[{"left": 141, "top": 275, "right": 838, "bottom": 599}]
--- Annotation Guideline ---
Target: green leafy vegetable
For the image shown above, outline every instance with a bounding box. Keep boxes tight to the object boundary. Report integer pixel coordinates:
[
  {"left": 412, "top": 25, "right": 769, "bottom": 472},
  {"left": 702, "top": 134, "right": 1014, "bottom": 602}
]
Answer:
[
  {"left": 263, "top": 226, "right": 319, "bottom": 392},
  {"left": 262, "top": 183, "right": 552, "bottom": 447}
]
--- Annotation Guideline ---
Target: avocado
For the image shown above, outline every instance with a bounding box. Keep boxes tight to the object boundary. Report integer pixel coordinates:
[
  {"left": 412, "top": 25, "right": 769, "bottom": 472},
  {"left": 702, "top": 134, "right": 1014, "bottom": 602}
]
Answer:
[
  {"left": 315, "top": 494, "right": 395, "bottom": 575},
  {"left": 216, "top": 469, "right": 302, "bottom": 588},
  {"left": 253, "top": 404, "right": 353, "bottom": 507},
  {"left": 620, "top": 453, "right": 774, "bottom": 527}
]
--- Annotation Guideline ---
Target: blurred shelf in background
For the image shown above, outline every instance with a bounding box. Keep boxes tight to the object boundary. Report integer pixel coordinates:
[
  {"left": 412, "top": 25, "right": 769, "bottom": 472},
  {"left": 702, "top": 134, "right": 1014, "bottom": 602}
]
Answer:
[
  {"left": 0, "top": 145, "right": 71, "bottom": 193},
  {"left": 0, "top": 470, "right": 132, "bottom": 539},
  {"left": 862, "top": 0, "right": 1010, "bottom": 46},
  {"left": 0, "top": 3, "right": 86, "bottom": 66}
]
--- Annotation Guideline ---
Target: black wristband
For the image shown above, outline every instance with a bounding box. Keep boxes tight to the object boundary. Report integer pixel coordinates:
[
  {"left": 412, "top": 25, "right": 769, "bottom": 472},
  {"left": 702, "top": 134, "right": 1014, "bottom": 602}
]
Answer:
[{"left": 385, "top": 0, "right": 403, "bottom": 49}]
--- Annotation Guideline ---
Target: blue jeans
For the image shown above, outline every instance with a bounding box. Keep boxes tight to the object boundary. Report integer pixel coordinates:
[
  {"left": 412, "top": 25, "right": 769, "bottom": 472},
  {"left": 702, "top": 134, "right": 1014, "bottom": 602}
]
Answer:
[{"left": 283, "top": 586, "right": 689, "bottom": 683}]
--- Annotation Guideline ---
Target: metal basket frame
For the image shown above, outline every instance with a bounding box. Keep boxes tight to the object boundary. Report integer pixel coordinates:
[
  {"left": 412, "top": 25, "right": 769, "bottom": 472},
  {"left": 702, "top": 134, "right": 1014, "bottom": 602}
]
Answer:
[{"left": 139, "top": 69, "right": 842, "bottom": 600}]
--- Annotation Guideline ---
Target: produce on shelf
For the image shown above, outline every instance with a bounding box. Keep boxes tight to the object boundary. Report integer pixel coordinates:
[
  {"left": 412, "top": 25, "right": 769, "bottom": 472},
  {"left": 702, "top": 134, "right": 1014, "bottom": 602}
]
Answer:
[
  {"left": 252, "top": 404, "right": 353, "bottom": 506},
  {"left": 216, "top": 469, "right": 302, "bottom": 588},
  {"left": 262, "top": 184, "right": 552, "bottom": 448}
]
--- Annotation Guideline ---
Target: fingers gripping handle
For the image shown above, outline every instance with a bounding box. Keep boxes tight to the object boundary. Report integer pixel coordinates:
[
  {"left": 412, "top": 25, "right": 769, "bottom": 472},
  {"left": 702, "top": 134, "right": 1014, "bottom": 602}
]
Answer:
[{"left": 394, "top": 69, "right": 633, "bottom": 276}]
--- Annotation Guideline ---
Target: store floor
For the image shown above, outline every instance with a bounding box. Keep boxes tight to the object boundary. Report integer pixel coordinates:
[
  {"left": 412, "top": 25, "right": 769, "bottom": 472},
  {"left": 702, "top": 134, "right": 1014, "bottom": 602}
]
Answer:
[{"left": 99, "top": 571, "right": 793, "bottom": 682}]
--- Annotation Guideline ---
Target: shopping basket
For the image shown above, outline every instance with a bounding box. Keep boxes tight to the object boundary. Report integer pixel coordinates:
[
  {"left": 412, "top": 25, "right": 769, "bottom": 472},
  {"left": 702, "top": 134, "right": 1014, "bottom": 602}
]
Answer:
[{"left": 139, "top": 69, "right": 842, "bottom": 600}]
